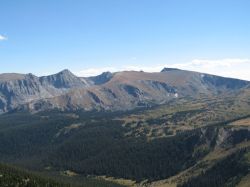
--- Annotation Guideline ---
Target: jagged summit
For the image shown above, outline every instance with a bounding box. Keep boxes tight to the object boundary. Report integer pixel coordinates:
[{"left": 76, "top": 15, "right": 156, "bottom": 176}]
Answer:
[
  {"left": 39, "top": 69, "right": 85, "bottom": 89},
  {"left": 57, "top": 69, "right": 75, "bottom": 76}
]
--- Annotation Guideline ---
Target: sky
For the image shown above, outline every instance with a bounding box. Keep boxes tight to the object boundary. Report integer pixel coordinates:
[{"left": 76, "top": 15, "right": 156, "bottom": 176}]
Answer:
[{"left": 0, "top": 0, "right": 250, "bottom": 80}]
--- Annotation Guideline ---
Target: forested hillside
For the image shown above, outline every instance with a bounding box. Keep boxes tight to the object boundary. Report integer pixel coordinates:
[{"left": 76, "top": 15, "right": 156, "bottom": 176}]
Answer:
[
  {"left": 0, "top": 163, "right": 69, "bottom": 187},
  {"left": 0, "top": 99, "right": 249, "bottom": 186}
]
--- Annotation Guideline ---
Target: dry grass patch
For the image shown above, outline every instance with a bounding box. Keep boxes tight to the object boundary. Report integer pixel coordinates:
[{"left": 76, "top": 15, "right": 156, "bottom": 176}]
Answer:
[
  {"left": 229, "top": 118, "right": 250, "bottom": 127},
  {"left": 97, "top": 176, "right": 136, "bottom": 186}
]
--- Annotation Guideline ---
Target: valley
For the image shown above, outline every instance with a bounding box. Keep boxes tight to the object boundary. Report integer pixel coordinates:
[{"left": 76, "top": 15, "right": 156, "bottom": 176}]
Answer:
[{"left": 2, "top": 1, "right": 250, "bottom": 186}]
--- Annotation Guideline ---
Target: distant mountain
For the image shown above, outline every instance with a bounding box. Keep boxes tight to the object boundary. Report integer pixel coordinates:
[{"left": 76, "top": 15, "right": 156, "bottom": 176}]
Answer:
[
  {"left": 0, "top": 68, "right": 249, "bottom": 113},
  {"left": 161, "top": 67, "right": 180, "bottom": 72},
  {"left": 39, "top": 69, "right": 87, "bottom": 88},
  {"left": 87, "top": 71, "right": 113, "bottom": 85}
]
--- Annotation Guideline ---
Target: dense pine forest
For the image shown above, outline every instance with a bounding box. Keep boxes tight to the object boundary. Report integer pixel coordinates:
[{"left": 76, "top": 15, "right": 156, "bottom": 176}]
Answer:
[
  {"left": 0, "top": 107, "right": 249, "bottom": 186},
  {"left": 0, "top": 163, "right": 69, "bottom": 187}
]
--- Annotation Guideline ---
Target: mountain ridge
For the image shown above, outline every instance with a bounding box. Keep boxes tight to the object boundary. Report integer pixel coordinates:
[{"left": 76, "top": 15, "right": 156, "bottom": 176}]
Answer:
[{"left": 0, "top": 68, "right": 249, "bottom": 113}]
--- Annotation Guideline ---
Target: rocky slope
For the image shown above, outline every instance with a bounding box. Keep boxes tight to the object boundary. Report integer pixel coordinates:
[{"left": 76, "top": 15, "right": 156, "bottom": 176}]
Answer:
[
  {"left": 0, "top": 68, "right": 249, "bottom": 113},
  {"left": 0, "top": 70, "right": 83, "bottom": 113}
]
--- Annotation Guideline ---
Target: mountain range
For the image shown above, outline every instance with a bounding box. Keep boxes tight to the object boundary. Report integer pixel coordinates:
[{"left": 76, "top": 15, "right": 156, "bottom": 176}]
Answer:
[
  {"left": 0, "top": 68, "right": 249, "bottom": 114},
  {"left": 0, "top": 68, "right": 250, "bottom": 187}
]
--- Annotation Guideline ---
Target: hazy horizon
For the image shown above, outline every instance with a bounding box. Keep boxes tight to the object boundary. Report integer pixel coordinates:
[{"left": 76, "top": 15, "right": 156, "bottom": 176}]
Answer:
[{"left": 1, "top": 0, "right": 250, "bottom": 80}]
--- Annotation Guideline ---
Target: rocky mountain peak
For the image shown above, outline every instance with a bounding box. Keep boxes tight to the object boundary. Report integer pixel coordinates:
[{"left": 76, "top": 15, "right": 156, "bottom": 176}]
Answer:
[
  {"left": 57, "top": 69, "right": 74, "bottom": 76},
  {"left": 89, "top": 71, "right": 113, "bottom": 85},
  {"left": 39, "top": 69, "right": 86, "bottom": 89}
]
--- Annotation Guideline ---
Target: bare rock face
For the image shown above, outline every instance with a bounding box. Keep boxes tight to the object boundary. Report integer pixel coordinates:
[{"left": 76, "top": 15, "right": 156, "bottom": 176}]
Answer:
[
  {"left": 0, "top": 70, "right": 87, "bottom": 113},
  {"left": 0, "top": 73, "right": 51, "bottom": 112},
  {"left": 0, "top": 68, "right": 249, "bottom": 113},
  {"left": 197, "top": 126, "right": 250, "bottom": 150},
  {"left": 201, "top": 74, "right": 249, "bottom": 90},
  {"left": 39, "top": 69, "right": 87, "bottom": 89},
  {"left": 216, "top": 128, "right": 231, "bottom": 147}
]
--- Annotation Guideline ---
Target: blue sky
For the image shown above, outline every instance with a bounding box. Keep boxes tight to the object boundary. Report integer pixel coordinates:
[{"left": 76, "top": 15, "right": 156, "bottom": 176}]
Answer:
[{"left": 1, "top": 0, "right": 250, "bottom": 80}]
